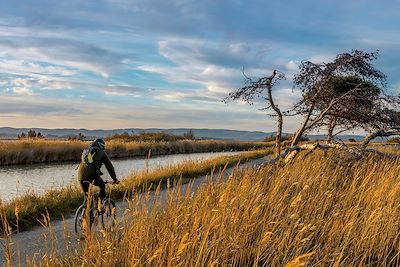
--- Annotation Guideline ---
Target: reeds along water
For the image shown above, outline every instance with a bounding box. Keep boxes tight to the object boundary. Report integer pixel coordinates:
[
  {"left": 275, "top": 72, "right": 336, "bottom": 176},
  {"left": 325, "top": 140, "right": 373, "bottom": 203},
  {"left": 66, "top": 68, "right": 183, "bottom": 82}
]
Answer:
[
  {"left": 0, "top": 139, "right": 270, "bottom": 165},
  {"left": 25, "top": 149, "right": 400, "bottom": 266},
  {"left": 0, "top": 150, "right": 271, "bottom": 233}
]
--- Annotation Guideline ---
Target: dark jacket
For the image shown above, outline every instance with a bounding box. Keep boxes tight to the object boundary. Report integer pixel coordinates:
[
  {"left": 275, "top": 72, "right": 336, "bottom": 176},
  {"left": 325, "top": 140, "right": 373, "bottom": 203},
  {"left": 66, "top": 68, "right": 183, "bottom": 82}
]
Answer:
[{"left": 77, "top": 145, "right": 117, "bottom": 181}]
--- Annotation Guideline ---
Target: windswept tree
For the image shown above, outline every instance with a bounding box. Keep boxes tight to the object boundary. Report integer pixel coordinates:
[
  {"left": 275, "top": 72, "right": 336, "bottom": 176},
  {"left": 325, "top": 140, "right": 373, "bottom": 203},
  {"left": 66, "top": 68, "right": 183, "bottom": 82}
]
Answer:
[
  {"left": 226, "top": 50, "right": 399, "bottom": 163},
  {"left": 290, "top": 50, "right": 388, "bottom": 147},
  {"left": 306, "top": 75, "right": 382, "bottom": 143},
  {"left": 225, "top": 70, "right": 285, "bottom": 155}
]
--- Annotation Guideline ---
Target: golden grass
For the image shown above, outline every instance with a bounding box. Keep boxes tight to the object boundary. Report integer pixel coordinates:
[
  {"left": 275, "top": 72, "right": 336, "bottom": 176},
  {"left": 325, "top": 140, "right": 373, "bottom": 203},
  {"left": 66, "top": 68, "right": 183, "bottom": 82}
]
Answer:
[
  {"left": 30, "top": 148, "right": 400, "bottom": 266},
  {"left": 0, "top": 149, "right": 271, "bottom": 232},
  {"left": 0, "top": 139, "right": 270, "bottom": 165}
]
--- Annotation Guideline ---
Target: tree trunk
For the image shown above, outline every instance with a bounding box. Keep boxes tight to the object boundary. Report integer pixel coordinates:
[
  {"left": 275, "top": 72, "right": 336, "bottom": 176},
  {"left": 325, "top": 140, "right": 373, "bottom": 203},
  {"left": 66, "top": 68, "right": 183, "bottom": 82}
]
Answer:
[
  {"left": 285, "top": 105, "right": 316, "bottom": 163},
  {"left": 362, "top": 131, "right": 378, "bottom": 148},
  {"left": 286, "top": 117, "right": 309, "bottom": 163},
  {"left": 275, "top": 113, "right": 283, "bottom": 155},
  {"left": 290, "top": 106, "right": 314, "bottom": 147},
  {"left": 327, "top": 116, "right": 337, "bottom": 144},
  {"left": 266, "top": 70, "right": 283, "bottom": 155},
  {"left": 362, "top": 130, "right": 400, "bottom": 148}
]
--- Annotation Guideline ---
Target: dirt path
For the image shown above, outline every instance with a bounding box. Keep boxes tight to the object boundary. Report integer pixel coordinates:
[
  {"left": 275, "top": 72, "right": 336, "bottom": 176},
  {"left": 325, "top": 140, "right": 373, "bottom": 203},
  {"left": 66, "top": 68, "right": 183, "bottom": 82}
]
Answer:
[{"left": 0, "top": 158, "right": 264, "bottom": 266}]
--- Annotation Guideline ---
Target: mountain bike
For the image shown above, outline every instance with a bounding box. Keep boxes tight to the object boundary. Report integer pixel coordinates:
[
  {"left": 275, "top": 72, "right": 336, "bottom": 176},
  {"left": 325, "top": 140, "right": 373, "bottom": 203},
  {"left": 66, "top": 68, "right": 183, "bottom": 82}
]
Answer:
[{"left": 74, "top": 180, "right": 117, "bottom": 236}]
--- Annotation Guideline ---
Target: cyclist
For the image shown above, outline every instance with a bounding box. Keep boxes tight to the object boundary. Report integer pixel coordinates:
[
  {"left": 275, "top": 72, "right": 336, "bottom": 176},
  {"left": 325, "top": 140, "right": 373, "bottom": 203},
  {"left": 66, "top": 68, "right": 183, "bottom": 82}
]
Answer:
[{"left": 77, "top": 138, "right": 119, "bottom": 210}]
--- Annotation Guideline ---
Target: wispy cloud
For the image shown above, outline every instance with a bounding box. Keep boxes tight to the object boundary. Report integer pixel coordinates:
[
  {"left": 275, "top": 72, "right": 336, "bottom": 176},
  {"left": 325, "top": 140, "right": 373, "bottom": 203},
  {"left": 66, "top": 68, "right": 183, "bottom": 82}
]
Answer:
[
  {"left": 0, "top": 38, "right": 125, "bottom": 78},
  {"left": 104, "top": 85, "right": 143, "bottom": 96}
]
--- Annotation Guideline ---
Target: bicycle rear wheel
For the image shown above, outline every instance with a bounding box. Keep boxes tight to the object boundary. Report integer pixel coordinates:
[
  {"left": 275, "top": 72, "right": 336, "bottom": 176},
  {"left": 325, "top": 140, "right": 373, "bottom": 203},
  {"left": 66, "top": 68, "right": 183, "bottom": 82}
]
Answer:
[
  {"left": 74, "top": 204, "right": 86, "bottom": 235},
  {"left": 101, "top": 198, "right": 116, "bottom": 231},
  {"left": 74, "top": 204, "right": 93, "bottom": 235}
]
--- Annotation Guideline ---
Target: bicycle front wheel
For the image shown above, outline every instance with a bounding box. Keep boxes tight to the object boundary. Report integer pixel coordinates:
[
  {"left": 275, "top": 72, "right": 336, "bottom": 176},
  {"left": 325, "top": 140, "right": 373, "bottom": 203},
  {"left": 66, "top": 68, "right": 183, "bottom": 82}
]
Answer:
[{"left": 101, "top": 198, "right": 116, "bottom": 231}]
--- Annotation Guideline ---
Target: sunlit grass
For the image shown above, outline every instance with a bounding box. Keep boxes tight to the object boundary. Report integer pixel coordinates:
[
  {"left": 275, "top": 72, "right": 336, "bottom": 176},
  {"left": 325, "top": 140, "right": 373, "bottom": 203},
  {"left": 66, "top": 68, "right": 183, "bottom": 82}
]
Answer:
[{"left": 30, "top": 148, "right": 400, "bottom": 266}]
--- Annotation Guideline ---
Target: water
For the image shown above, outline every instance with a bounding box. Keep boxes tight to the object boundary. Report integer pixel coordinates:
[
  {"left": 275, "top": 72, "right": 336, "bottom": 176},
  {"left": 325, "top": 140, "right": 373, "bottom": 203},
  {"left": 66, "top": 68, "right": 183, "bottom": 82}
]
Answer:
[{"left": 0, "top": 151, "right": 241, "bottom": 201}]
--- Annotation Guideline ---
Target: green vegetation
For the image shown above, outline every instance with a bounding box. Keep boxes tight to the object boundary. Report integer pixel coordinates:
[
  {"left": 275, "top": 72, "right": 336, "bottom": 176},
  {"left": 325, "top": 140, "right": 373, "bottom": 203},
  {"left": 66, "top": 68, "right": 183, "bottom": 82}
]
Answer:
[
  {"left": 0, "top": 149, "right": 271, "bottom": 232},
  {"left": 17, "top": 129, "right": 45, "bottom": 139},
  {"left": 31, "top": 148, "right": 400, "bottom": 266},
  {"left": 68, "top": 133, "right": 86, "bottom": 141},
  {"left": 106, "top": 130, "right": 196, "bottom": 142},
  {"left": 0, "top": 139, "right": 269, "bottom": 166}
]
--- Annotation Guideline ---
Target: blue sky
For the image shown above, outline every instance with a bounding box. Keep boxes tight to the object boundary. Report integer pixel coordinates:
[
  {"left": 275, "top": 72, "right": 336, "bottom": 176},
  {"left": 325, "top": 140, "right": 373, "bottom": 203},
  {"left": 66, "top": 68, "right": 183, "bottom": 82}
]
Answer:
[{"left": 0, "top": 0, "right": 399, "bottom": 132}]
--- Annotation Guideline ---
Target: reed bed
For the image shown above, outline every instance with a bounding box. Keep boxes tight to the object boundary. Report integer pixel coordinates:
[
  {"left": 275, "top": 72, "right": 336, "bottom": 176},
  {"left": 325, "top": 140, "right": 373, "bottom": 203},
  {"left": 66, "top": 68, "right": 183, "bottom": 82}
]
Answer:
[
  {"left": 0, "top": 139, "right": 269, "bottom": 166},
  {"left": 32, "top": 149, "right": 400, "bottom": 266},
  {"left": 0, "top": 149, "right": 270, "bottom": 233}
]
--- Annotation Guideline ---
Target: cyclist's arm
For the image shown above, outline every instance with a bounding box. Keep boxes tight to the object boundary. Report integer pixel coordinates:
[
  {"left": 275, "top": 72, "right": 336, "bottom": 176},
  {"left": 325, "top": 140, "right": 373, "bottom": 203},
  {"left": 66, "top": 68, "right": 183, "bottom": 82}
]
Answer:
[{"left": 100, "top": 151, "right": 117, "bottom": 182}]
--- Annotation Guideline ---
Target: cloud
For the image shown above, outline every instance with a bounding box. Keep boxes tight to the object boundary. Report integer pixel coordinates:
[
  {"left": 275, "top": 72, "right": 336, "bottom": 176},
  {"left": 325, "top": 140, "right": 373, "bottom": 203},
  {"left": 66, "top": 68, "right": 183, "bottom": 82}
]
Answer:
[
  {"left": 104, "top": 85, "right": 143, "bottom": 96},
  {"left": 0, "top": 58, "right": 76, "bottom": 77},
  {"left": 0, "top": 95, "right": 82, "bottom": 115},
  {"left": 12, "top": 87, "right": 34, "bottom": 96},
  {"left": 158, "top": 38, "right": 271, "bottom": 68},
  {"left": 1, "top": 77, "right": 75, "bottom": 95},
  {"left": 152, "top": 89, "right": 222, "bottom": 103},
  {"left": 0, "top": 38, "right": 124, "bottom": 77},
  {"left": 285, "top": 60, "right": 299, "bottom": 72},
  {"left": 38, "top": 78, "right": 73, "bottom": 90},
  {"left": 139, "top": 38, "right": 279, "bottom": 103},
  {"left": 7, "top": 78, "right": 36, "bottom": 96}
]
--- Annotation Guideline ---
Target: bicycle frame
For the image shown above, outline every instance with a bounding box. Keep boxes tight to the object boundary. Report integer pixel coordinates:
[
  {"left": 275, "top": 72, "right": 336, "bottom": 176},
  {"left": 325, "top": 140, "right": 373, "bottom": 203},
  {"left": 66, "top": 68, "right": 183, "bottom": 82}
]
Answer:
[{"left": 74, "top": 180, "right": 117, "bottom": 235}]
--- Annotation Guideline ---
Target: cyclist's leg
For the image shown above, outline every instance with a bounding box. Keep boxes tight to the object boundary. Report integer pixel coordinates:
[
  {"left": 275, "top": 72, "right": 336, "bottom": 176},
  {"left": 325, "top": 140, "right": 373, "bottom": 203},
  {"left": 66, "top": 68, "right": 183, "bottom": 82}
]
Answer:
[
  {"left": 93, "top": 177, "right": 106, "bottom": 199},
  {"left": 93, "top": 177, "right": 106, "bottom": 212},
  {"left": 80, "top": 180, "right": 90, "bottom": 201}
]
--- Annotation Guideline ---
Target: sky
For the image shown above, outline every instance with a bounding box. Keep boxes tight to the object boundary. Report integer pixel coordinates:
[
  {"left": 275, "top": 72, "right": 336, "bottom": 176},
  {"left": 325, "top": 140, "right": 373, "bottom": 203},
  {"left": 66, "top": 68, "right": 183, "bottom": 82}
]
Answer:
[{"left": 0, "top": 0, "right": 399, "bottom": 132}]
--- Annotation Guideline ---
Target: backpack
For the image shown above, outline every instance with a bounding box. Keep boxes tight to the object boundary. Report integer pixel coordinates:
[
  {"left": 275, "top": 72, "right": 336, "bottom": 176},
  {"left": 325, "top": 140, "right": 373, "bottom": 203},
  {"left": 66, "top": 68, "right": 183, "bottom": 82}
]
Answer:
[{"left": 82, "top": 145, "right": 100, "bottom": 167}]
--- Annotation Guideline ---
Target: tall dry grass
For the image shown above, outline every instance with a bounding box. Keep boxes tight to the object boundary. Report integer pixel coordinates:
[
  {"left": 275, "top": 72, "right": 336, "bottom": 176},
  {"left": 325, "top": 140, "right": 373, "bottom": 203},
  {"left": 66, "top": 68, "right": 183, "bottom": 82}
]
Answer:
[
  {"left": 0, "top": 139, "right": 270, "bottom": 166},
  {"left": 0, "top": 149, "right": 270, "bottom": 233},
  {"left": 33, "top": 149, "right": 400, "bottom": 266}
]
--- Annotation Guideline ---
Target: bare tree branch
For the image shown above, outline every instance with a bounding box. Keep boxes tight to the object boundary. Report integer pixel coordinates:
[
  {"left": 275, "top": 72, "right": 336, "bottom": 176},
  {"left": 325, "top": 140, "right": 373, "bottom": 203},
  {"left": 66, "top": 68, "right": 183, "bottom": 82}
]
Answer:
[
  {"left": 362, "top": 130, "right": 400, "bottom": 148},
  {"left": 224, "top": 69, "right": 286, "bottom": 155}
]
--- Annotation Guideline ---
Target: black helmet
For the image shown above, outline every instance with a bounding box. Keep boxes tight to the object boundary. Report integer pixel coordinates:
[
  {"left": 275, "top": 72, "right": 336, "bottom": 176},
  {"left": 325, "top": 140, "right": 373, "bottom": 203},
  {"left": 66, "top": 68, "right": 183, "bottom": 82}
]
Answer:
[{"left": 93, "top": 138, "right": 105, "bottom": 150}]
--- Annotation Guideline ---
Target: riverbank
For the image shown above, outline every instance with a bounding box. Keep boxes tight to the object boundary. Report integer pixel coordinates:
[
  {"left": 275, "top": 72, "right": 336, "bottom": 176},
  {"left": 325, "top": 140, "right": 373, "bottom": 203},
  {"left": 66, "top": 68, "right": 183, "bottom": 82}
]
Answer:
[
  {"left": 0, "top": 149, "right": 272, "bottom": 233},
  {"left": 0, "top": 139, "right": 270, "bottom": 166}
]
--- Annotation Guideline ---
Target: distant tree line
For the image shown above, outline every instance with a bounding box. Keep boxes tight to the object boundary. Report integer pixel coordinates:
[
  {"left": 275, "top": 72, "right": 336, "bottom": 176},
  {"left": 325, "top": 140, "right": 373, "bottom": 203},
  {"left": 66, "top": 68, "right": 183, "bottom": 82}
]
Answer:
[
  {"left": 106, "top": 130, "right": 196, "bottom": 142},
  {"left": 68, "top": 133, "right": 87, "bottom": 141},
  {"left": 18, "top": 129, "right": 45, "bottom": 139}
]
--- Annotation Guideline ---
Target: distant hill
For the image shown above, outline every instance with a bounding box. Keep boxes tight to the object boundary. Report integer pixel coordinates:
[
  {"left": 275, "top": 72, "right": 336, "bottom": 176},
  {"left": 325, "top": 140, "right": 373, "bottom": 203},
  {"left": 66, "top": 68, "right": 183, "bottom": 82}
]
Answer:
[
  {"left": 0, "top": 127, "right": 366, "bottom": 142},
  {"left": 0, "top": 127, "right": 274, "bottom": 141}
]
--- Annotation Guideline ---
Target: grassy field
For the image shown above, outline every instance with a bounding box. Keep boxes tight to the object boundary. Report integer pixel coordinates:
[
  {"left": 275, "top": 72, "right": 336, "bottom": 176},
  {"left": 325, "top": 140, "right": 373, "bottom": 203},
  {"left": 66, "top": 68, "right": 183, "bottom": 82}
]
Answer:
[
  {"left": 28, "top": 147, "right": 400, "bottom": 266},
  {"left": 0, "top": 149, "right": 271, "bottom": 233},
  {"left": 0, "top": 139, "right": 270, "bottom": 166}
]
